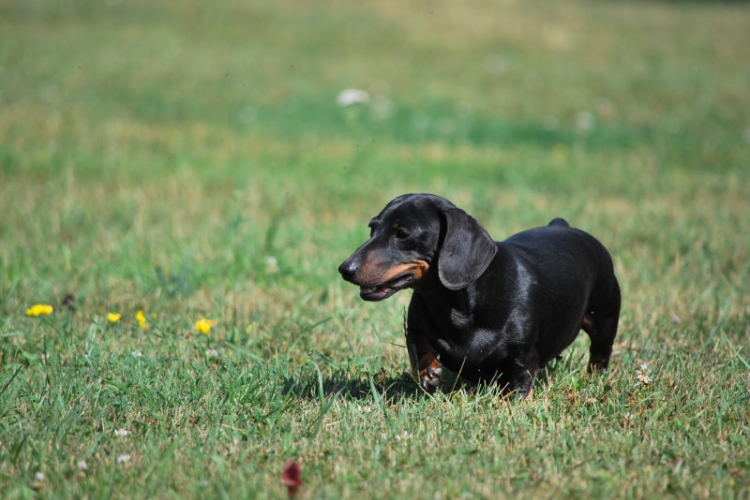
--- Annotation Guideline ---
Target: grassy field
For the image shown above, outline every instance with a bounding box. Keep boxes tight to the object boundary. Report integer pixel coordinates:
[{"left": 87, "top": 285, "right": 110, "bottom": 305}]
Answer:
[{"left": 1, "top": 0, "right": 749, "bottom": 498}]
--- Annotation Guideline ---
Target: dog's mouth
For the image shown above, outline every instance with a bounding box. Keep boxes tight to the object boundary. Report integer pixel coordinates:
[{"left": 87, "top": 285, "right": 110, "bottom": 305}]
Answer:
[{"left": 359, "top": 272, "right": 416, "bottom": 301}]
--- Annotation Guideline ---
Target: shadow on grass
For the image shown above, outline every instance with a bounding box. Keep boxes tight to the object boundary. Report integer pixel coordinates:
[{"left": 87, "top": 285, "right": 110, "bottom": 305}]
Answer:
[
  {"left": 284, "top": 369, "right": 426, "bottom": 402},
  {"left": 283, "top": 362, "right": 568, "bottom": 403}
]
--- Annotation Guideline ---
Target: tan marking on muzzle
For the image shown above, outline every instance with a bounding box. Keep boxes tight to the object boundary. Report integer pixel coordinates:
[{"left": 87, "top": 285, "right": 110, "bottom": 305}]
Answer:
[
  {"left": 378, "top": 260, "right": 430, "bottom": 284},
  {"left": 356, "top": 257, "right": 430, "bottom": 286}
]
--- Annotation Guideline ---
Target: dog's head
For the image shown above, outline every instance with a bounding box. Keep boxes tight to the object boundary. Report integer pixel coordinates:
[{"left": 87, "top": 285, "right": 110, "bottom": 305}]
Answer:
[{"left": 338, "top": 193, "right": 497, "bottom": 301}]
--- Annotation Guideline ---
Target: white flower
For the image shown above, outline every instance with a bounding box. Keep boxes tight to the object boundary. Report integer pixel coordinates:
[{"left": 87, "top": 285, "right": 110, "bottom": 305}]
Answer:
[
  {"left": 130, "top": 350, "right": 142, "bottom": 358},
  {"left": 337, "top": 89, "right": 370, "bottom": 107},
  {"left": 77, "top": 460, "right": 88, "bottom": 470},
  {"left": 636, "top": 364, "right": 652, "bottom": 385},
  {"left": 114, "top": 428, "right": 130, "bottom": 437},
  {"left": 265, "top": 256, "right": 278, "bottom": 271},
  {"left": 394, "top": 430, "right": 412, "bottom": 441},
  {"left": 35, "top": 471, "right": 46, "bottom": 481},
  {"left": 205, "top": 349, "right": 219, "bottom": 357},
  {"left": 575, "top": 111, "right": 595, "bottom": 132},
  {"left": 116, "top": 454, "right": 131, "bottom": 464}
]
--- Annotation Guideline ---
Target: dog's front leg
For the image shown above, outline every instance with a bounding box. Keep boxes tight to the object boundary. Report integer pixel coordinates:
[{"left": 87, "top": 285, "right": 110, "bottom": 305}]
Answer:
[
  {"left": 405, "top": 328, "right": 442, "bottom": 392},
  {"left": 405, "top": 295, "right": 444, "bottom": 392}
]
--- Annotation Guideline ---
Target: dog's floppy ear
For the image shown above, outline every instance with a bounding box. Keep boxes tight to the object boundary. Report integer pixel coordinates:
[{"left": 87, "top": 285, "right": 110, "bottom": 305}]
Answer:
[{"left": 437, "top": 208, "right": 498, "bottom": 290}]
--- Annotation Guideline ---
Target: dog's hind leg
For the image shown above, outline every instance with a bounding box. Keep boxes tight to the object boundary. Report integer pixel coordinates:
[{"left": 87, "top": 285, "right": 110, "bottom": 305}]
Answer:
[{"left": 582, "top": 278, "right": 621, "bottom": 373}]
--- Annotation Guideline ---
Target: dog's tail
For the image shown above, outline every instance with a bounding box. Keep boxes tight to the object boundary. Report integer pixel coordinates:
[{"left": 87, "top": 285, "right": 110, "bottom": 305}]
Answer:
[{"left": 548, "top": 217, "right": 570, "bottom": 227}]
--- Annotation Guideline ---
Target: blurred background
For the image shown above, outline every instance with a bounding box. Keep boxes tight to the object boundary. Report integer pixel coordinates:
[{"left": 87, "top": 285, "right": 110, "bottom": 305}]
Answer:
[{"left": 1, "top": 0, "right": 748, "bottom": 341}]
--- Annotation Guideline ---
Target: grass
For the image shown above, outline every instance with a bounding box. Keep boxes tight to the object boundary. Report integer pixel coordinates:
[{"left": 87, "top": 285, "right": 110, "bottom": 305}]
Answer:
[{"left": 1, "top": 0, "right": 749, "bottom": 498}]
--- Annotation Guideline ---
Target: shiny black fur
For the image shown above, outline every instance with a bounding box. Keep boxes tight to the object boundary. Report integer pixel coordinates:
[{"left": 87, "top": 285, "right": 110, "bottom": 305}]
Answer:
[{"left": 339, "top": 194, "right": 621, "bottom": 397}]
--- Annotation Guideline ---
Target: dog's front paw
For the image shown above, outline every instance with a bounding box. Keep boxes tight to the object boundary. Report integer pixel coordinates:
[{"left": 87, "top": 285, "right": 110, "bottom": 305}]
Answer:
[{"left": 420, "top": 366, "right": 442, "bottom": 392}]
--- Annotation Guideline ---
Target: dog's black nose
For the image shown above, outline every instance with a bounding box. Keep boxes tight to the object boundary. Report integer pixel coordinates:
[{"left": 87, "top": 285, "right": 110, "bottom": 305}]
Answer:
[{"left": 338, "top": 260, "right": 358, "bottom": 281}]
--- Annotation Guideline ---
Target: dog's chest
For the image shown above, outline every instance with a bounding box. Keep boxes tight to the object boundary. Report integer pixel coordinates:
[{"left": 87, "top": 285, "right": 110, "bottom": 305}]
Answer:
[
  {"left": 427, "top": 306, "right": 507, "bottom": 360},
  {"left": 449, "top": 308, "right": 473, "bottom": 329}
]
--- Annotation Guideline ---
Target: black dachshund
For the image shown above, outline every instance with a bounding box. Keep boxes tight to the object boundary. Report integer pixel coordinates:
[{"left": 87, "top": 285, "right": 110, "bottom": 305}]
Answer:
[{"left": 338, "top": 194, "right": 621, "bottom": 397}]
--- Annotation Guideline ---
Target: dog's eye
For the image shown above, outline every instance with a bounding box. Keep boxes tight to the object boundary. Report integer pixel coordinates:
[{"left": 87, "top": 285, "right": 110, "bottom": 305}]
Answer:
[{"left": 395, "top": 227, "right": 410, "bottom": 239}]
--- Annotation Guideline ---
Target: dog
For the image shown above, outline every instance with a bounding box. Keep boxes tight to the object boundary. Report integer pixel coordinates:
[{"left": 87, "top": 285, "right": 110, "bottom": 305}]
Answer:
[{"left": 338, "top": 193, "right": 621, "bottom": 397}]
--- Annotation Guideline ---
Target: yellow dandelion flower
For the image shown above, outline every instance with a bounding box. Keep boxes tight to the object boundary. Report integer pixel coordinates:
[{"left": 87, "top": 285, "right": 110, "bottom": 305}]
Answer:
[
  {"left": 136, "top": 310, "right": 149, "bottom": 329},
  {"left": 26, "top": 304, "right": 54, "bottom": 317},
  {"left": 107, "top": 312, "right": 122, "bottom": 324},
  {"left": 195, "top": 318, "right": 214, "bottom": 335}
]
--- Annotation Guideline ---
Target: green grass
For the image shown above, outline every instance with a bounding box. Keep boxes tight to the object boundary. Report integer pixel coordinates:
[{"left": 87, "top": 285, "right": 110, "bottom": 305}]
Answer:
[{"left": 1, "top": 0, "right": 749, "bottom": 498}]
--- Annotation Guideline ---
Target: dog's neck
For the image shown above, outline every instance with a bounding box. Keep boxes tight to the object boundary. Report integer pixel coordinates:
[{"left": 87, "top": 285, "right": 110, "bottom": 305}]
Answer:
[{"left": 412, "top": 269, "right": 474, "bottom": 315}]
